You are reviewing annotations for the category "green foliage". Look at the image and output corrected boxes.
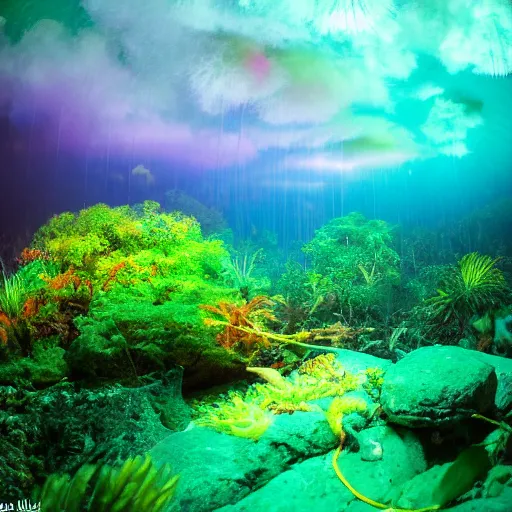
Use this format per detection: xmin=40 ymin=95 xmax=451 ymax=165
xmin=303 ymin=213 xmax=399 ymax=279
xmin=0 ymin=270 xmax=26 ymax=318
xmin=67 ymin=288 xmax=242 ymax=382
xmin=0 ymin=260 xmax=57 ymax=318
xmin=222 ymin=247 xmax=271 ymax=301
xmin=430 ymin=445 xmax=491 ymax=508
xmin=32 ymin=201 xmax=204 ymax=273
xmin=0 ymin=260 xmax=56 ymax=357
xmin=461 ymin=253 xmax=506 ymax=298
xmin=405 ymin=265 xmax=452 ymax=305
xmin=274 ymin=261 xmax=311 ymax=332
xmin=39 ymin=454 xmax=178 ymax=512
xmin=68 ymin=315 xmax=139 ymax=381
xmin=0 ymin=342 xmax=68 ymax=386
xmin=16 ymin=201 xmax=243 ymax=380
xmin=0 ymin=258 xmax=50 ymax=319
xmin=362 ymin=367 xmax=385 ymax=399
xmin=33 ymin=205 xmax=133 ymax=269
xmin=18 ymin=258 xmax=60 ymax=289
xmin=287 ymin=212 xmax=401 ymax=326
xmin=425 ymin=252 xmax=509 ymax=337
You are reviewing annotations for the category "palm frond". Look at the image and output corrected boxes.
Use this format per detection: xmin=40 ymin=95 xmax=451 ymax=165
xmin=460 ymin=252 xmax=504 ymax=291
xmin=425 ymin=252 xmax=509 ymax=337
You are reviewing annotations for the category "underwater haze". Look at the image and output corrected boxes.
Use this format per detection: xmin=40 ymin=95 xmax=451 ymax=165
xmin=1 ymin=1 xmax=512 ymax=511
xmin=0 ymin=0 xmax=511 ymax=250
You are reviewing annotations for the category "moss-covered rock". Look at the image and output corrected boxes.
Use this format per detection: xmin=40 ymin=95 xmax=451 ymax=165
xmin=66 ymin=305 xmax=246 ymax=389
xmin=381 ymin=346 xmax=497 ymax=427
xmin=0 ymin=368 xmax=190 ymax=502
xmin=4 ymin=201 xmax=244 ymax=388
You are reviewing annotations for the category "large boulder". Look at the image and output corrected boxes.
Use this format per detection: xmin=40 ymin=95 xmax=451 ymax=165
xmin=381 ymin=346 xmax=497 ymax=427
xmin=215 ymin=426 xmax=426 ymax=512
xmin=151 ymin=412 xmax=337 ymax=512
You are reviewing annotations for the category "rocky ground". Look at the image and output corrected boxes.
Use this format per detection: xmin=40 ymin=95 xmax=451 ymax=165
xmin=3 ymin=345 xmax=512 ymax=510
xmin=149 ymin=346 xmax=512 ymax=512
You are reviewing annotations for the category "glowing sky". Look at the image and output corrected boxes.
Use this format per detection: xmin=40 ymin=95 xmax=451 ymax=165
xmin=0 ymin=0 xmax=511 ymax=179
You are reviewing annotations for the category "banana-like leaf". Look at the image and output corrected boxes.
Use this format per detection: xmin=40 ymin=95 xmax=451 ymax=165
xmin=431 ymin=445 xmax=491 ymax=508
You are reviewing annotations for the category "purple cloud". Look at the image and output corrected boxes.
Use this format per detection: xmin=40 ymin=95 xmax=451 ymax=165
xmin=0 ymin=20 xmax=258 ymax=169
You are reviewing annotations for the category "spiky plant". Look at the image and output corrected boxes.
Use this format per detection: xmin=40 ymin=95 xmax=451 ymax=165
xmin=226 ymin=248 xmax=267 ymax=301
xmin=426 ymin=252 xmax=509 ymax=335
xmin=0 ymin=267 xmax=33 ymax=355
xmin=0 ymin=271 xmax=27 ymax=319
xmin=39 ymin=454 xmax=178 ymax=512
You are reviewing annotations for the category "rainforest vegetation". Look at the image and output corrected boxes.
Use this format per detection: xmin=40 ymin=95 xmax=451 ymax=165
xmin=1 ymin=197 xmax=511 ymax=506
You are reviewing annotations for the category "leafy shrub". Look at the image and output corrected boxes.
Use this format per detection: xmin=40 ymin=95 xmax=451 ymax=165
xmin=1 ymin=201 xmax=243 ymax=384
xmin=280 ymin=213 xmax=400 ymax=327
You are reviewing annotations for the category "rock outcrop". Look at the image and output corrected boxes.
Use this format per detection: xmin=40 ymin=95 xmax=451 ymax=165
xmin=381 ymin=346 xmax=498 ymax=427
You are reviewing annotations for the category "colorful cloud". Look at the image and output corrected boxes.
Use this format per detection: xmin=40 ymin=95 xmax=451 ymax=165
xmin=0 ymin=0 xmax=509 ymax=176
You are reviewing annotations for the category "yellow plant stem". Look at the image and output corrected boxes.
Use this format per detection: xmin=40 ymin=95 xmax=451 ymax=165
xmin=471 ymin=414 xmax=503 ymax=428
xmin=215 ymin=321 xmax=340 ymax=353
xmin=472 ymin=413 xmax=512 ymax=434
xmin=332 ymin=445 xmax=441 ymax=512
